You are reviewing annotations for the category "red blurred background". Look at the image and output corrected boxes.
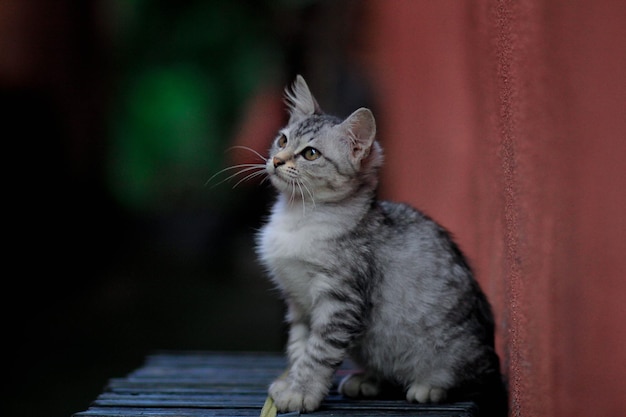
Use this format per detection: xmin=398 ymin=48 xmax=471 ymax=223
xmin=363 ymin=2 xmax=626 ymax=416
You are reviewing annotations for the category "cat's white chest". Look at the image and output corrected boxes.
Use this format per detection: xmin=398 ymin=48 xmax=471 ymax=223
xmin=259 ymin=213 xmax=317 ymax=262
xmin=257 ymin=205 xmax=337 ymax=313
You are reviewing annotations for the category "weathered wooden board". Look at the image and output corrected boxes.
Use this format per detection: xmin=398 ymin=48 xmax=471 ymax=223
xmin=73 ymin=352 xmax=478 ymax=417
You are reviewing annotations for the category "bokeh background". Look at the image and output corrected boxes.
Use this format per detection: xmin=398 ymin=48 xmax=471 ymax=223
xmin=3 ymin=1 xmax=625 ymax=417
xmin=4 ymin=2 xmax=370 ymax=417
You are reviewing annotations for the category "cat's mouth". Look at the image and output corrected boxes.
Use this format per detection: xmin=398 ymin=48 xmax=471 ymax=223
xmin=269 ymin=170 xmax=307 ymax=196
xmin=269 ymin=166 xmax=295 ymax=183
xmin=268 ymin=169 xmax=288 ymax=186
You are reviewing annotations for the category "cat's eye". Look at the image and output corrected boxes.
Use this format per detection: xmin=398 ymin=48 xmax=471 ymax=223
xmin=277 ymin=134 xmax=288 ymax=148
xmin=301 ymin=147 xmax=321 ymax=161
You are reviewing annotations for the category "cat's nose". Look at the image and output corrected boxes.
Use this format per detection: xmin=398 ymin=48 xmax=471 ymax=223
xmin=273 ymin=156 xmax=286 ymax=168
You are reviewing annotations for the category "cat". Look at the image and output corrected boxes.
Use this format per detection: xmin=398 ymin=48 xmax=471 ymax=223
xmin=255 ymin=75 xmax=507 ymax=415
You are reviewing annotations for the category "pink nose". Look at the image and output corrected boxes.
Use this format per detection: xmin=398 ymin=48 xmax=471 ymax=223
xmin=273 ymin=156 xmax=285 ymax=168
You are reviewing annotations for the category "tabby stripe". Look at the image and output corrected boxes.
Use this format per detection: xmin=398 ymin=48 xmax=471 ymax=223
xmin=299 ymin=349 xmax=341 ymax=372
xmin=322 ymin=155 xmax=353 ymax=178
xmin=294 ymin=118 xmax=322 ymax=138
xmin=306 ymin=342 xmax=345 ymax=369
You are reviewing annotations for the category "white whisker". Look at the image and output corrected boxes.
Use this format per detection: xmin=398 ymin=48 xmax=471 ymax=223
xmin=300 ymin=178 xmax=317 ymax=211
xmin=206 ymin=163 xmax=264 ymax=185
xmin=226 ymin=145 xmax=268 ymax=162
xmin=289 ymin=180 xmax=297 ymax=205
xmin=206 ymin=164 xmax=266 ymax=188
xmin=232 ymin=169 xmax=268 ymax=189
xmin=296 ymin=180 xmax=307 ymax=216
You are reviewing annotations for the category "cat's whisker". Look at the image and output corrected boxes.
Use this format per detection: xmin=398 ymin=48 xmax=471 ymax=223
xmin=231 ymin=169 xmax=268 ymax=189
xmin=206 ymin=163 xmax=264 ymax=183
xmin=289 ymin=179 xmax=297 ymax=205
xmin=214 ymin=165 xmax=265 ymax=187
xmin=226 ymin=145 xmax=268 ymax=162
xmin=300 ymin=178 xmax=317 ymax=211
xmin=296 ymin=180 xmax=306 ymax=216
xmin=206 ymin=164 xmax=266 ymax=188
xmin=293 ymin=180 xmax=300 ymax=206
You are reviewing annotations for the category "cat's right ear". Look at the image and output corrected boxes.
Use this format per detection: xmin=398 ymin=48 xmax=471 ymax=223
xmin=339 ymin=107 xmax=377 ymax=164
xmin=284 ymin=75 xmax=322 ymax=124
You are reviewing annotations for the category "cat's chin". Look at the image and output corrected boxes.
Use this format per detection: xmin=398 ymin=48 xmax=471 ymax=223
xmin=269 ymin=176 xmax=304 ymax=200
xmin=269 ymin=174 xmax=288 ymax=190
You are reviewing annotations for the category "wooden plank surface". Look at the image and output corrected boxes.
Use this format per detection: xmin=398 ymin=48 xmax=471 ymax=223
xmin=73 ymin=352 xmax=478 ymax=417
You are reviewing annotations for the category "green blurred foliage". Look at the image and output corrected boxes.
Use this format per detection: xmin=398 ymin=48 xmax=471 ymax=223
xmin=105 ymin=0 xmax=282 ymax=212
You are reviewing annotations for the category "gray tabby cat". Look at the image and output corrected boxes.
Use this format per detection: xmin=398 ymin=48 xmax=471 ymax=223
xmin=256 ymin=76 xmax=506 ymax=415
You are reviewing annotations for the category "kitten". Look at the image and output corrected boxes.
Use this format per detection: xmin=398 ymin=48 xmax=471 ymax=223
xmin=256 ymin=76 xmax=507 ymax=415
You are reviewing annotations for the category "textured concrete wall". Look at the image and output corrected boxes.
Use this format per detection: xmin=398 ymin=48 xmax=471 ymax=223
xmin=364 ymin=1 xmax=626 ymax=416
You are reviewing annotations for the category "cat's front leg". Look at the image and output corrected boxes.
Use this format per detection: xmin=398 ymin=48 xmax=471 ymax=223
xmin=270 ymin=294 xmax=362 ymax=412
xmin=269 ymin=358 xmax=334 ymax=413
xmin=285 ymin=302 xmax=309 ymax=367
xmin=269 ymin=341 xmax=339 ymax=413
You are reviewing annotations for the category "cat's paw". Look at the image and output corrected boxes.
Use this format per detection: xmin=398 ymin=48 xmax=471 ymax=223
xmin=338 ymin=372 xmax=380 ymax=398
xmin=406 ymin=383 xmax=447 ymax=403
xmin=269 ymin=377 xmax=324 ymax=413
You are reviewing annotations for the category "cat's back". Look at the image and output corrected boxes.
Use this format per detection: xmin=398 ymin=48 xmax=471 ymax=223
xmin=371 ymin=201 xmax=466 ymax=268
xmin=372 ymin=200 xmax=483 ymax=309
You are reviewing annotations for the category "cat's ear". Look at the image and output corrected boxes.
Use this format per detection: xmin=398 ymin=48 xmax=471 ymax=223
xmin=285 ymin=75 xmax=322 ymax=123
xmin=339 ymin=107 xmax=377 ymax=163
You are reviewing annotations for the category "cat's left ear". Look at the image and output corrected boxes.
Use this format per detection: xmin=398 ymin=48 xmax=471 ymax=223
xmin=285 ymin=75 xmax=322 ymax=123
xmin=339 ymin=108 xmax=377 ymax=163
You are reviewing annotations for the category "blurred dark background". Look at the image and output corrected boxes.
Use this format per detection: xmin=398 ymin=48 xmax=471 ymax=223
xmin=2 ymin=1 xmax=370 ymax=416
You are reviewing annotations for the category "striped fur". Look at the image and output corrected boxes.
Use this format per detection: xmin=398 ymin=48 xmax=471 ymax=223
xmin=256 ymin=76 xmax=506 ymax=415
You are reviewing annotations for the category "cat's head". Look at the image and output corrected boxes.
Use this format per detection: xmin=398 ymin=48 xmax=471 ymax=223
xmin=266 ymin=75 xmax=383 ymax=204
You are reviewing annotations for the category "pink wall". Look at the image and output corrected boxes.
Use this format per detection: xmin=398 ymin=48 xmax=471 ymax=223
xmin=363 ymin=1 xmax=626 ymax=416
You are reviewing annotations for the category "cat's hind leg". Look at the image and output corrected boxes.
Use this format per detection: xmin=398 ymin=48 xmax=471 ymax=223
xmin=406 ymin=382 xmax=447 ymax=403
xmin=338 ymin=372 xmax=381 ymax=398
